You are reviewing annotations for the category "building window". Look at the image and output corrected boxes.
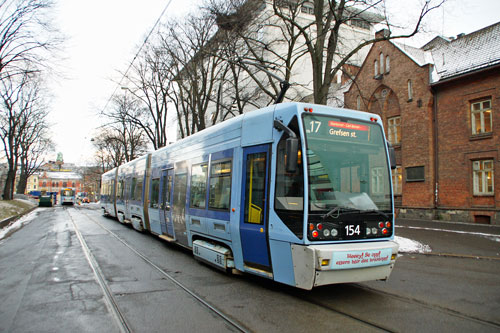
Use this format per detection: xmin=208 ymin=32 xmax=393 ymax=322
xmin=356 ymin=95 xmax=361 ymax=110
xmin=350 ymin=18 xmax=370 ymax=30
xmin=388 ymin=116 xmax=401 ymax=145
xmin=385 ymin=56 xmax=390 ymax=73
xmin=371 ymin=167 xmax=384 ymax=194
xmin=473 ymin=160 xmax=494 ymax=195
xmin=407 ymin=80 xmax=413 ymax=101
xmin=379 ymin=53 xmax=384 ymax=74
xmin=374 ymin=60 xmax=379 ymax=76
xmin=406 ymin=166 xmax=425 ymax=182
xmin=336 ymin=71 xmax=342 ymax=84
xmin=301 ymin=2 xmax=314 ymax=15
xmin=392 ymin=166 xmax=402 ymax=195
xmin=471 ymin=99 xmax=492 ymax=135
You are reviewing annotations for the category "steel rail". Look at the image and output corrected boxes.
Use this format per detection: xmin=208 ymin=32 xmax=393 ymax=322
xmin=74 ymin=207 xmax=249 ymax=333
xmin=66 ymin=208 xmax=132 ymax=333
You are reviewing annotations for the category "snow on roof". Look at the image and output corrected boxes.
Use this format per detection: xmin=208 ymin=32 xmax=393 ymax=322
xmin=391 ymin=21 xmax=500 ymax=84
xmin=42 ymin=171 xmax=82 ymax=180
xmin=430 ymin=21 xmax=500 ymax=82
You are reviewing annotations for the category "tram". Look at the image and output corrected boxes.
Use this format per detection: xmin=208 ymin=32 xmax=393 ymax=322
xmin=101 ymin=102 xmax=399 ymax=290
xmin=60 ymin=188 xmax=76 ymax=205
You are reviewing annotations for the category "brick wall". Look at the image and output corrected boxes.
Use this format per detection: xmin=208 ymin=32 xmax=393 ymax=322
xmin=434 ymin=69 xmax=500 ymax=223
xmin=345 ymin=40 xmax=435 ymax=209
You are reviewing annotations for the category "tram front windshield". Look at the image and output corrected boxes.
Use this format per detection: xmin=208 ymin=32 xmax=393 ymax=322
xmin=303 ymin=114 xmax=392 ymax=213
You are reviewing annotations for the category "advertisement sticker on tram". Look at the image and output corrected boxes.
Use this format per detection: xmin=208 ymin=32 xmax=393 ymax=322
xmin=331 ymin=248 xmax=392 ymax=270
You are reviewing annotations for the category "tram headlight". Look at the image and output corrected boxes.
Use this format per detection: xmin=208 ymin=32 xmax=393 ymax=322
xmin=323 ymin=229 xmax=330 ymax=237
xmin=331 ymin=229 xmax=338 ymax=237
xmin=371 ymin=227 xmax=378 ymax=235
xmin=366 ymin=228 xmax=371 ymax=235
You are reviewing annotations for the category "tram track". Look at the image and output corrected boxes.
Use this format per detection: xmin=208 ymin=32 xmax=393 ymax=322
xmin=294 ymin=281 xmax=500 ymax=333
xmin=69 ymin=206 xmax=249 ymax=333
xmin=353 ymin=283 xmax=500 ymax=329
xmin=70 ymin=206 xmax=500 ymax=332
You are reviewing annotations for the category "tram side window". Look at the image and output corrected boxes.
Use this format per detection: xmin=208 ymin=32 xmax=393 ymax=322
xmin=134 ymin=179 xmax=143 ymax=202
xmin=130 ymin=178 xmax=137 ymax=200
xmin=117 ymin=180 xmax=123 ymax=199
xmin=209 ymin=160 xmax=232 ymax=210
xmin=190 ymin=163 xmax=208 ymax=209
xmin=274 ymin=116 xmax=304 ymax=239
xmin=150 ymin=178 xmax=160 ymax=208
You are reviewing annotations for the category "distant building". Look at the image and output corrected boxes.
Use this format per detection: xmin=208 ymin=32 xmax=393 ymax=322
xmin=344 ymin=22 xmax=500 ymax=224
xmin=34 ymin=171 xmax=83 ymax=195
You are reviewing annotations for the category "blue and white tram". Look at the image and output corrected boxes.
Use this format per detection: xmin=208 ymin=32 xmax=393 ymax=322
xmin=101 ymin=102 xmax=399 ymax=289
xmin=60 ymin=188 xmax=76 ymax=205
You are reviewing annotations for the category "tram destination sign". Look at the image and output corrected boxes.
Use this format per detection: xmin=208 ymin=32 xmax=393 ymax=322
xmin=327 ymin=121 xmax=370 ymax=141
xmin=305 ymin=117 xmax=371 ymax=143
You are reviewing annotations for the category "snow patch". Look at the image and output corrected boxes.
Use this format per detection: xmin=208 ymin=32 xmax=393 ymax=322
xmin=395 ymin=236 xmax=432 ymax=254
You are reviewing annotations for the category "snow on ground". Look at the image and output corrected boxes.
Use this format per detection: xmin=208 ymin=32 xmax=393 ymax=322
xmin=395 ymin=236 xmax=432 ymax=254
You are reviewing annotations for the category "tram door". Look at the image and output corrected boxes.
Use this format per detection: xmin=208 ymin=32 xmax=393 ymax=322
xmin=159 ymin=169 xmax=175 ymax=238
xmin=172 ymin=163 xmax=188 ymax=247
xmin=240 ymin=144 xmax=271 ymax=270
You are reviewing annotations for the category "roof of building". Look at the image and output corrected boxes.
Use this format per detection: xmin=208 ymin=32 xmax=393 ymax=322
xmin=41 ymin=171 xmax=82 ymax=180
xmin=392 ymin=21 xmax=500 ymax=84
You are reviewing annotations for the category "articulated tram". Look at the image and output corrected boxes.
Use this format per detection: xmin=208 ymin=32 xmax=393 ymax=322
xmin=101 ymin=102 xmax=399 ymax=290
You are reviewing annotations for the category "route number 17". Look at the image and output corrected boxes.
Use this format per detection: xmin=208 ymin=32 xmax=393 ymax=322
xmin=309 ymin=121 xmax=321 ymax=133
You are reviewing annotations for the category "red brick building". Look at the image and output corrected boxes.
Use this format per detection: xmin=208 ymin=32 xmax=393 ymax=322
xmin=344 ymin=23 xmax=500 ymax=224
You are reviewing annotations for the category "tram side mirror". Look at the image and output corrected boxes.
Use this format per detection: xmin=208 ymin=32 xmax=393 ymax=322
xmin=286 ymin=137 xmax=299 ymax=173
xmin=388 ymin=143 xmax=396 ymax=170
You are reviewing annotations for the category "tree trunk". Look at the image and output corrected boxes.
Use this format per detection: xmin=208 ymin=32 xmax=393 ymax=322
xmin=3 ymin=169 xmax=15 ymax=200
xmin=17 ymin=171 xmax=28 ymax=194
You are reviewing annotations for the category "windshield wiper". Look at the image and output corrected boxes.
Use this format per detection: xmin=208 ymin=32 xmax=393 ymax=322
xmin=322 ymin=207 xmax=390 ymax=220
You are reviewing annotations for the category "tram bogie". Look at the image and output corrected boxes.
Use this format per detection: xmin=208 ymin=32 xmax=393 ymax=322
xmin=101 ymin=102 xmax=399 ymax=290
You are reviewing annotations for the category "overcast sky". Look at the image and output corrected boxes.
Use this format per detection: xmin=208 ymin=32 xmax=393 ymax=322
xmin=49 ymin=0 xmax=500 ymax=165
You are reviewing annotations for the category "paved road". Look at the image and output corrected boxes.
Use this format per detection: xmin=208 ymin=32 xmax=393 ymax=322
xmin=0 ymin=206 xmax=499 ymax=332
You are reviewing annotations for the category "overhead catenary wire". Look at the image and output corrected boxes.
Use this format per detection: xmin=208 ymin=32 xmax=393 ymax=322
xmin=100 ymin=0 xmax=173 ymax=114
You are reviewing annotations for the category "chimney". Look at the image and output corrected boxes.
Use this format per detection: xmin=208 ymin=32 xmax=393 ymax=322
xmin=375 ymin=29 xmax=391 ymax=39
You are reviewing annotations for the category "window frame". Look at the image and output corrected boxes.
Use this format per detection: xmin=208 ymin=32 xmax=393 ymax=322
xmin=473 ymin=159 xmax=494 ymax=195
xmin=208 ymin=159 xmax=233 ymax=211
xmin=407 ymin=80 xmax=413 ymax=101
xmin=470 ymin=99 xmax=492 ymax=135
xmin=406 ymin=166 xmax=425 ymax=182
xmin=388 ymin=116 xmax=401 ymax=145
xmin=392 ymin=166 xmax=402 ymax=195
xmin=189 ymin=162 xmax=208 ymax=209
xmin=150 ymin=178 xmax=160 ymax=208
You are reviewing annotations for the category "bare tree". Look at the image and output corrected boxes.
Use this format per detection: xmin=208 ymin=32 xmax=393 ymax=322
xmin=116 ymin=42 xmax=173 ymax=149
xmin=16 ymin=81 xmax=53 ymax=194
xmin=99 ymin=92 xmax=149 ymax=165
xmin=207 ymin=0 xmax=445 ymax=105
xmin=0 ymin=71 xmax=51 ymax=199
xmin=0 ymin=0 xmax=62 ymax=81
xmin=158 ymin=12 xmax=227 ymax=138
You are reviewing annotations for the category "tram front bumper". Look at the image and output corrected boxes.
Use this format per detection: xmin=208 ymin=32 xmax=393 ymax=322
xmin=290 ymin=241 xmax=399 ymax=290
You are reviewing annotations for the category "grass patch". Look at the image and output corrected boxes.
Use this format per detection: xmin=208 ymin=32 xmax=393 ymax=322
xmin=0 ymin=200 xmax=36 ymax=221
